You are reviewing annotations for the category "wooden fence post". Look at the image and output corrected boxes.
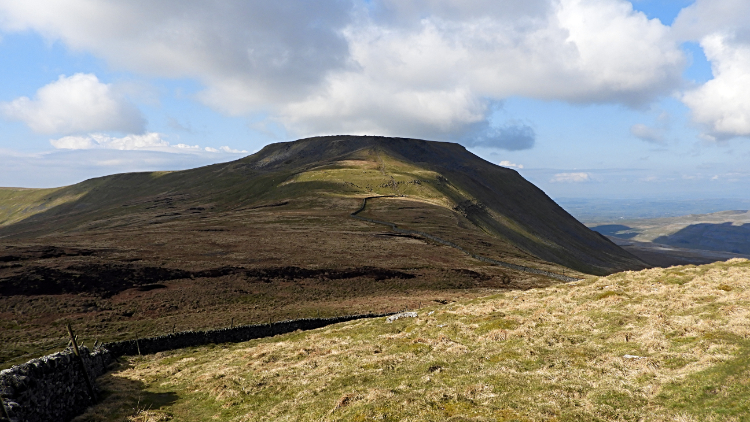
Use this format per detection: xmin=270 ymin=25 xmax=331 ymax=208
xmin=1 ymin=396 xmax=12 ymax=421
xmin=66 ymin=324 xmax=96 ymax=401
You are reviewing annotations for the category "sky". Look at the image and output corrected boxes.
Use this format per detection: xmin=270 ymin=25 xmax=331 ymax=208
xmin=0 ymin=0 xmax=749 ymax=201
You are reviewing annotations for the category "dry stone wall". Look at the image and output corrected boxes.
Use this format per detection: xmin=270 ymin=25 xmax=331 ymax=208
xmin=0 ymin=313 xmax=388 ymax=422
xmin=101 ymin=314 xmax=387 ymax=356
xmin=0 ymin=347 xmax=113 ymax=422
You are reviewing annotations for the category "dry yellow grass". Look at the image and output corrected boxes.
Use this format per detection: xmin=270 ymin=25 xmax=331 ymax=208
xmin=76 ymin=258 xmax=750 ymax=421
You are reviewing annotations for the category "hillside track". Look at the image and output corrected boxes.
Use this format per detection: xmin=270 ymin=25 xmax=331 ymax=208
xmin=351 ymin=196 xmax=580 ymax=282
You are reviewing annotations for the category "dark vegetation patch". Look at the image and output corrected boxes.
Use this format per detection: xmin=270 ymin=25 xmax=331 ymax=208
xmin=0 ymin=264 xmax=191 ymax=297
xmin=0 ymin=245 xmax=96 ymax=262
xmin=135 ymin=284 xmax=168 ymax=292
xmin=243 ymin=266 xmax=415 ymax=282
xmin=0 ymin=264 xmax=415 ymax=297
xmin=248 ymin=201 xmax=289 ymax=210
xmin=373 ymin=232 xmax=423 ymax=240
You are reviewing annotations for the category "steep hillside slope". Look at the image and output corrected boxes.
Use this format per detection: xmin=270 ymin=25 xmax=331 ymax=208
xmin=0 ymin=135 xmax=643 ymax=274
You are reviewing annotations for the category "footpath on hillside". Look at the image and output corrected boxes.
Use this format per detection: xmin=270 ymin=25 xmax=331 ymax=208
xmin=350 ymin=196 xmax=580 ymax=283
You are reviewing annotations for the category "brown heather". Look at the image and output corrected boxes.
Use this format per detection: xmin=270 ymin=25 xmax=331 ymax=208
xmin=76 ymin=258 xmax=750 ymax=421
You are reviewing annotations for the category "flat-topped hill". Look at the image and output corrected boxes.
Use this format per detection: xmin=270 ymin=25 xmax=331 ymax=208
xmin=0 ymin=135 xmax=644 ymax=275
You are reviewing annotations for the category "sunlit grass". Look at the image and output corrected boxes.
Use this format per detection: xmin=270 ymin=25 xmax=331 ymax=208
xmin=77 ymin=258 xmax=750 ymax=421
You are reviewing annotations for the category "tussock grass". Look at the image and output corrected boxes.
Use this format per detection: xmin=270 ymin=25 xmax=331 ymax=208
xmin=76 ymin=258 xmax=750 ymax=421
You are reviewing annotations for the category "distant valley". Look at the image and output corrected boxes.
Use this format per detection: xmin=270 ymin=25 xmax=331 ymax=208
xmin=588 ymin=210 xmax=750 ymax=266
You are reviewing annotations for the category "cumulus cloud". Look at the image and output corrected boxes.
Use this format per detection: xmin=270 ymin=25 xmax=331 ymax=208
xmin=550 ymin=172 xmax=591 ymax=183
xmin=672 ymin=0 xmax=750 ymax=140
xmin=0 ymin=0 xmax=686 ymax=142
xmin=50 ymin=132 xmax=246 ymax=154
xmin=1 ymin=73 xmax=144 ymax=135
xmin=681 ymin=34 xmax=750 ymax=140
xmin=0 ymin=1 xmax=352 ymax=114
xmin=282 ymin=0 xmax=684 ymax=139
xmin=672 ymin=0 xmax=750 ymax=42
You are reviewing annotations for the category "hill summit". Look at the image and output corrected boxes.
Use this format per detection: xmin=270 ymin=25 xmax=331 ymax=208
xmin=1 ymin=135 xmax=643 ymax=275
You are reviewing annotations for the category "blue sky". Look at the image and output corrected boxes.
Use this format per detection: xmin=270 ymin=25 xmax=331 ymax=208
xmin=0 ymin=0 xmax=749 ymax=201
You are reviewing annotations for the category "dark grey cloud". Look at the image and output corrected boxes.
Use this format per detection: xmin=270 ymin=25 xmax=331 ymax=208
xmin=462 ymin=122 xmax=536 ymax=151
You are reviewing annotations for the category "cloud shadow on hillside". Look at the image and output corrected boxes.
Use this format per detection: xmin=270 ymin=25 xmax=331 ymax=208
xmin=654 ymin=222 xmax=750 ymax=255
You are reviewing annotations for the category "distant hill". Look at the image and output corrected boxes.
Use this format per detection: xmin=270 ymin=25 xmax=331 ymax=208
xmin=0 ymin=136 xmax=643 ymax=275
xmin=590 ymin=210 xmax=750 ymax=255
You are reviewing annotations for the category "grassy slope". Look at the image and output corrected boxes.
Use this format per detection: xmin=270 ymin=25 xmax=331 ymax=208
xmin=0 ymin=136 xmax=644 ymax=274
xmin=2 ymin=188 xmax=584 ymax=370
xmin=78 ymin=258 xmax=750 ymax=422
xmin=0 ymin=186 xmax=84 ymax=226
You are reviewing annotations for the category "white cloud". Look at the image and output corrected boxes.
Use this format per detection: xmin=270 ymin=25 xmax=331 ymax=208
xmin=49 ymin=132 xmax=247 ymax=155
xmin=672 ymin=0 xmax=750 ymax=42
xmin=681 ymin=34 xmax=750 ymax=140
xmin=282 ymin=0 xmax=684 ymax=139
xmin=550 ymin=172 xmax=591 ymax=183
xmin=0 ymin=1 xmax=351 ymax=114
xmin=218 ymin=146 xmax=247 ymax=153
xmin=499 ymin=160 xmax=523 ymax=169
xmin=0 ymin=0 xmax=685 ymax=142
xmin=51 ymin=133 xmax=167 ymax=151
xmin=671 ymin=0 xmax=750 ymax=141
xmin=174 ymin=143 xmax=201 ymax=150
xmin=1 ymin=73 xmax=144 ymax=135
xmin=204 ymin=146 xmax=247 ymax=153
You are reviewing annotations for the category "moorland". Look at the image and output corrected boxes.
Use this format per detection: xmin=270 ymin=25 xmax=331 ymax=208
xmin=4 ymin=136 xmax=749 ymax=421
xmin=1 ymin=136 xmax=643 ymax=369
